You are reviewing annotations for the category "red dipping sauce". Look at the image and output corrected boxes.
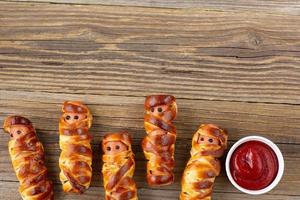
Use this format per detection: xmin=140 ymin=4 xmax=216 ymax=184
xmin=230 ymin=141 xmax=279 ymax=190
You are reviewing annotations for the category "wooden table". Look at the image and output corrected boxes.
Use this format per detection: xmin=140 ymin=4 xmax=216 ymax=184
xmin=0 ymin=0 xmax=300 ymax=199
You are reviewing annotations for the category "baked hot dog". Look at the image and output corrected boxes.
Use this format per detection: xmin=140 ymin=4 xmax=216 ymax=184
xmin=142 ymin=95 xmax=177 ymax=186
xmin=3 ymin=116 xmax=53 ymax=200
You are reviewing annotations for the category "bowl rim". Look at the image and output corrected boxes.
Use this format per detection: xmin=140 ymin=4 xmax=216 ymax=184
xmin=225 ymin=135 xmax=285 ymax=195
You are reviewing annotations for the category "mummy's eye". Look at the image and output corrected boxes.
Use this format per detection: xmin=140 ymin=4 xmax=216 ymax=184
xmin=151 ymin=108 xmax=154 ymax=112
xmin=208 ymin=138 xmax=213 ymax=143
xmin=200 ymin=137 xmax=204 ymax=141
xmin=10 ymin=134 xmax=13 ymax=137
xmin=66 ymin=115 xmax=71 ymax=120
xmin=74 ymin=115 xmax=79 ymax=120
xmin=106 ymin=146 xmax=111 ymax=151
xmin=116 ymin=145 xmax=120 ymax=150
xmin=157 ymin=107 xmax=162 ymax=112
xmin=17 ymin=130 xmax=21 ymax=134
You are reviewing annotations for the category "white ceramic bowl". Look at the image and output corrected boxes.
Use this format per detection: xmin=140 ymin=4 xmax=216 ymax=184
xmin=225 ymin=136 xmax=284 ymax=195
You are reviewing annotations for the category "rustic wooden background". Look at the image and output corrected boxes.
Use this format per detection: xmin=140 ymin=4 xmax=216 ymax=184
xmin=0 ymin=0 xmax=300 ymax=199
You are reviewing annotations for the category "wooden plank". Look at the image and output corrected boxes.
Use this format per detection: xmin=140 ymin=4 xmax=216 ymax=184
xmin=0 ymin=90 xmax=300 ymax=143
xmin=0 ymin=181 xmax=299 ymax=200
xmin=0 ymin=2 xmax=300 ymax=104
xmin=2 ymin=0 xmax=300 ymax=15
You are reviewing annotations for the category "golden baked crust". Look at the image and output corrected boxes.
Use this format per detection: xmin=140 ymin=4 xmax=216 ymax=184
xmin=180 ymin=124 xmax=228 ymax=200
xmin=102 ymin=132 xmax=138 ymax=200
xmin=142 ymin=95 xmax=177 ymax=186
xmin=3 ymin=116 xmax=53 ymax=200
xmin=59 ymin=101 xmax=93 ymax=194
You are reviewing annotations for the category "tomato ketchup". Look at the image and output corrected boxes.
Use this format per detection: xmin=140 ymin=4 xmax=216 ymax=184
xmin=230 ymin=141 xmax=279 ymax=190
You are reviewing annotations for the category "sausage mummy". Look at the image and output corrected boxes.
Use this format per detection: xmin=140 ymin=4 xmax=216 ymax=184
xmin=142 ymin=95 xmax=177 ymax=186
xmin=180 ymin=124 xmax=228 ymax=200
xmin=102 ymin=132 xmax=138 ymax=200
xmin=59 ymin=101 xmax=93 ymax=194
xmin=3 ymin=116 xmax=54 ymax=200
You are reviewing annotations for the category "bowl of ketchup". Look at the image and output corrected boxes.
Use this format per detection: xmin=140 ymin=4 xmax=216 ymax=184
xmin=226 ymin=136 xmax=284 ymax=195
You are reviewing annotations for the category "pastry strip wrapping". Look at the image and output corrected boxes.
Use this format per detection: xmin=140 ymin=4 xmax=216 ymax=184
xmin=142 ymin=95 xmax=177 ymax=186
xmin=3 ymin=116 xmax=54 ymax=200
xmin=102 ymin=132 xmax=138 ymax=200
xmin=180 ymin=124 xmax=228 ymax=200
xmin=58 ymin=101 xmax=93 ymax=194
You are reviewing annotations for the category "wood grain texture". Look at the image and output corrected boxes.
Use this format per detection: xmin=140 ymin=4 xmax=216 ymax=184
xmin=3 ymin=0 xmax=300 ymax=15
xmin=0 ymin=2 xmax=300 ymax=104
xmin=0 ymin=1 xmax=300 ymax=199
xmin=1 ymin=182 xmax=300 ymax=200
xmin=1 ymin=90 xmax=300 ymax=143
